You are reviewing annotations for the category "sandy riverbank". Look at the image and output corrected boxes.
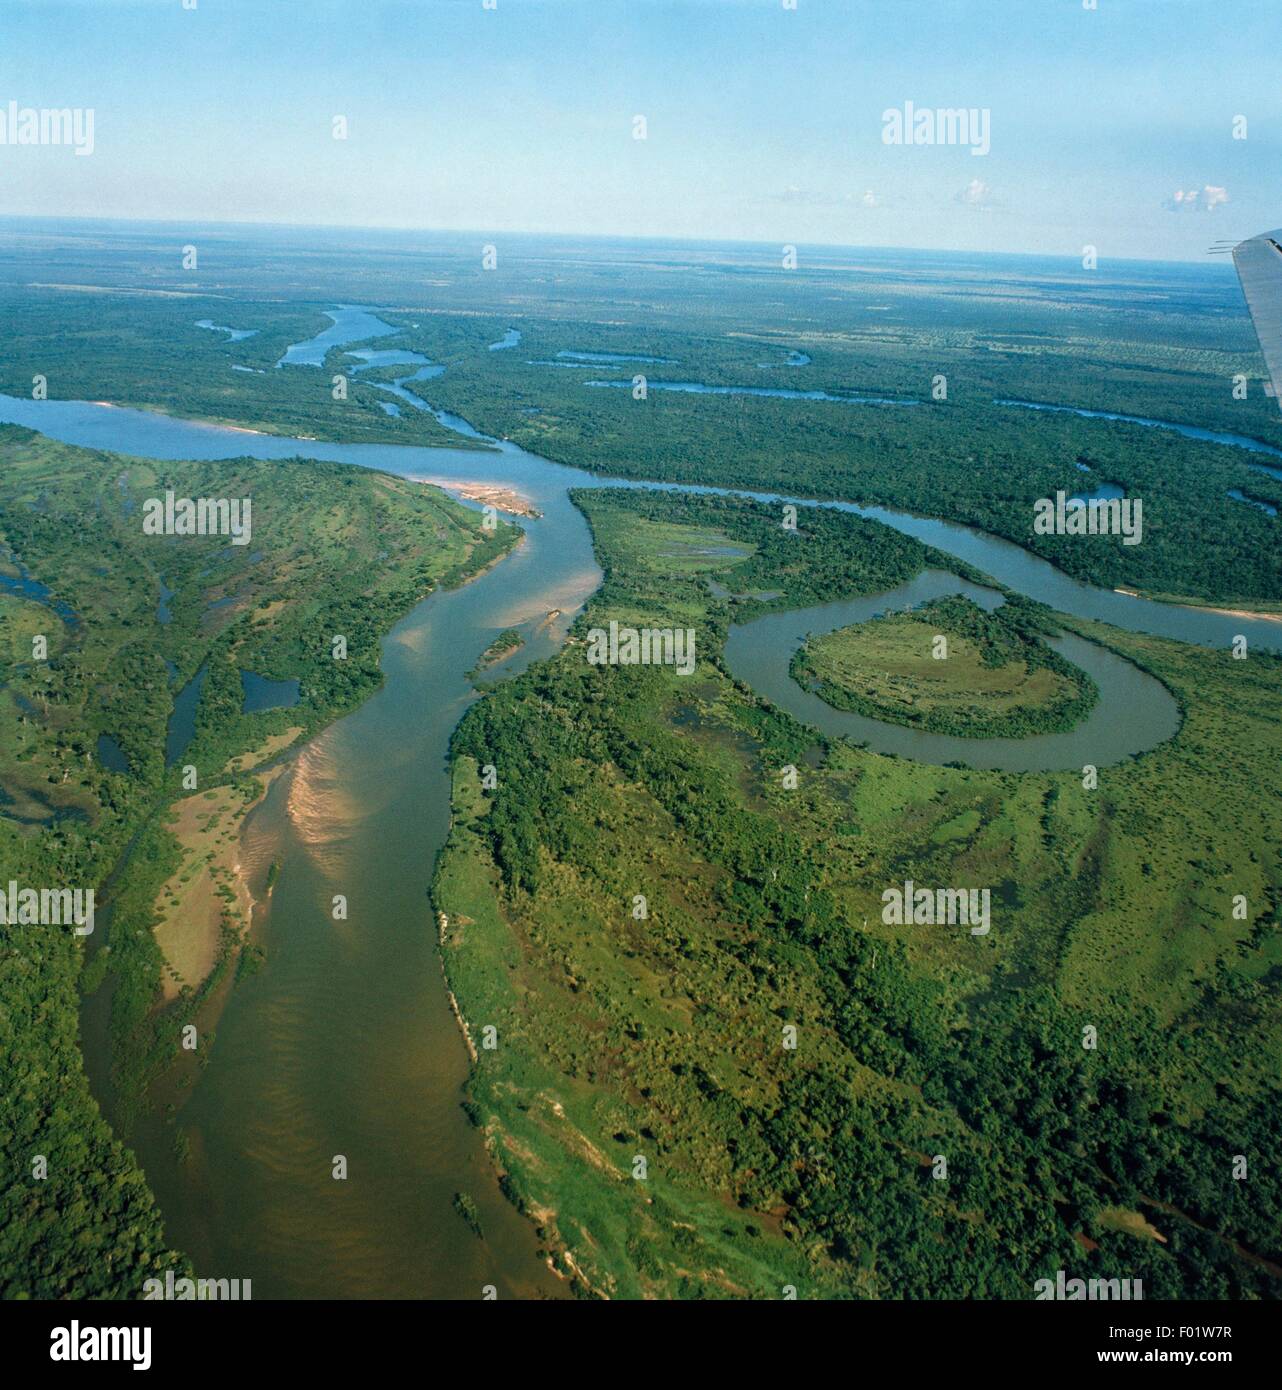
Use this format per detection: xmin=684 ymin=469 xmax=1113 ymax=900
xmin=412 ymin=477 xmax=542 ymax=518
xmin=1115 ymin=586 xmax=1282 ymax=624
xmin=152 ymin=762 xmax=290 ymax=1001
xmin=1189 ymin=604 xmax=1282 ymax=625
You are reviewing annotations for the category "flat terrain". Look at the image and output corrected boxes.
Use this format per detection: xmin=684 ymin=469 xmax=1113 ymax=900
xmin=794 ymin=596 xmax=1097 ymax=738
xmin=4 ymin=228 xmax=1281 ymax=605
xmin=436 ymin=487 xmax=1282 ymax=1299
xmin=0 ymin=424 xmax=518 ymax=1297
xmin=2 ymin=228 xmax=1279 ymax=1301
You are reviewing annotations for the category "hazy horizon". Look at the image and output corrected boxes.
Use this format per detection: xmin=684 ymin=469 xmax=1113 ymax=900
xmin=4 ymin=0 xmax=1279 ymax=265
xmin=0 ymin=212 xmax=1251 ymax=272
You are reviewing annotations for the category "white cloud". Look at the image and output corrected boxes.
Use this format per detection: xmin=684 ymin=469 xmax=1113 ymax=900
xmin=770 ymin=187 xmax=884 ymax=209
xmin=956 ymin=178 xmax=992 ymax=208
xmin=772 ymin=185 xmax=837 ymax=206
xmin=1163 ymin=184 xmax=1230 ymax=213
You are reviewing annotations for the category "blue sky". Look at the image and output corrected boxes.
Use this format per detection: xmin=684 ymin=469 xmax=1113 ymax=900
xmin=2 ymin=0 xmax=1279 ymax=261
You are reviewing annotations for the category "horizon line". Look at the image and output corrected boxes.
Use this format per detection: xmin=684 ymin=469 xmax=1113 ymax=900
xmin=0 ymin=212 xmax=1238 ymax=271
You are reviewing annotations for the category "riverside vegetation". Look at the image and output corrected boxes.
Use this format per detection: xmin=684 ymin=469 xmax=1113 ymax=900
xmin=434 ymin=487 xmax=1282 ymax=1299
xmin=791 ymin=594 xmax=1100 ymax=739
xmin=2 ymin=234 xmax=1279 ymax=1300
xmin=468 ymin=628 xmax=525 ymax=681
xmin=4 ymin=237 xmax=1281 ymax=607
xmin=0 ymin=425 xmax=516 ymax=1296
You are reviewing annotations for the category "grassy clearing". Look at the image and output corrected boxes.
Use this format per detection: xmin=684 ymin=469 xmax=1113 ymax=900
xmin=794 ymin=595 xmax=1096 ymax=737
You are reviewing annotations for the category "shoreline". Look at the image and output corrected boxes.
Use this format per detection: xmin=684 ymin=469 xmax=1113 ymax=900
xmin=412 ymin=476 xmax=543 ymax=518
xmin=88 ymin=493 xmax=522 ymax=1070
xmin=183 ymin=511 xmax=520 ymax=1000
xmin=1185 ymin=603 xmax=1282 ymax=625
xmin=152 ymin=761 xmax=291 ymax=1001
xmin=1114 ymin=585 xmax=1282 ymax=623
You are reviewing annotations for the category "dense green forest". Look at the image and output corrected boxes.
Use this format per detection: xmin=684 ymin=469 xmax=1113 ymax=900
xmin=0 ymin=426 xmax=515 ymax=1296
xmin=3 ymin=239 xmax=1279 ymax=1300
xmin=0 ymin=287 xmax=490 ymax=449
xmin=409 ymin=325 xmax=1282 ymax=607
xmin=4 ymin=240 xmax=1281 ymax=607
xmin=435 ymin=487 xmax=1282 ymax=1298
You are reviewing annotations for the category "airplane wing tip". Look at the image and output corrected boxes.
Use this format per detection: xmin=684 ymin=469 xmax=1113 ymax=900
xmin=1231 ymin=229 xmax=1282 ymax=414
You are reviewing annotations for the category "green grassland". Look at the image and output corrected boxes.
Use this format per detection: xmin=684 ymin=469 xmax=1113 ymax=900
xmin=435 ymin=486 xmax=1282 ymax=1299
xmin=791 ymin=594 xmax=1099 ymax=738
xmin=0 ymin=425 xmax=517 ymax=1296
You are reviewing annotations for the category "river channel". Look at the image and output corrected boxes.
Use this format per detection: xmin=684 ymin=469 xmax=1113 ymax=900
xmin=2 ymin=306 xmax=1278 ymax=1296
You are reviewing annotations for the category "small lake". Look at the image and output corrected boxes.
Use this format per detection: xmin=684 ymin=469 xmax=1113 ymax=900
xmin=1069 ymin=481 xmax=1125 ymax=505
xmin=165 ymin=664 xmax=207 ymax=766
xmin=346 ymin=348 xmax=437 ymax=374
xmin=96 ymin=733 xmax=129 ymax=774
xmin=196 ymin=320 xmax=258 ymax=342
xmin=277 ymin=306 xmax=400 ymax=368
xmin=241 ymin=671 xmax=300 ymax=713
xmin=0 ymin=550 xmax=81 ymax=627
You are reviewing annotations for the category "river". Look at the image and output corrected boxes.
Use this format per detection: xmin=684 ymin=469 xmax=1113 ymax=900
xmin=2 ymin=306 xmax=1279 ymax=1297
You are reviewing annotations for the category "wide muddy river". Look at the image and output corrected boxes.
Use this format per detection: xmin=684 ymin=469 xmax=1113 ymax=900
xmin=3 ymin=308 xmax=1279 ymax=1297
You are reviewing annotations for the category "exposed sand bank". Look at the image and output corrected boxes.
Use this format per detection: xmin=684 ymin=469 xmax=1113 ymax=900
xmin=1189 ymin=604 xmax=1282 ymax=625
xmin=412 ymin=477 xmax=542 ymax=518
xmin=152 ymin=765 xmax=288 ymax=1001
xmin=225 ymin=726 xmax=304 ymax=775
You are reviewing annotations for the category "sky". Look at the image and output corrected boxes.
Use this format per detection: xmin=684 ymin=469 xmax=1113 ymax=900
xmin=2 ymin=0 xmax=1279 ymax=262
